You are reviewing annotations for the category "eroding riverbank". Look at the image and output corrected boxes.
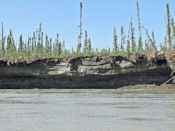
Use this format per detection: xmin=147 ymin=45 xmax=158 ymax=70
xmin=0 ymin=52 xmax=174 ymax=89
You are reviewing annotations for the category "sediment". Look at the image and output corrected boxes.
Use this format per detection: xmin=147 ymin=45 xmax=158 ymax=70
xmin=0 ymin=52 xmax=174 ymax=89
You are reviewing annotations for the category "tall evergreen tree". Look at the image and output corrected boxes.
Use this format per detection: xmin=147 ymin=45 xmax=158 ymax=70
xmin=58 ymin=42 xmax=62 ymax=55
xmin=12 ymin=41 xmax=17 ymax=58
xmin=1 ymin=22 xmax=5 ymax=57
xmin=88 ymin=38 xmax=92 ymax=54
xmin=77 ymin=40 xmax=81 ymax=54
xmin=151 ymin=32 xmax=156 ymax=52
xmin=6 ymin=30 xmax=16 ymax=58
xmin=113 ymin=27 xmax=118 ymax=53
xmin=163 ymin=36 xmax=168 ymax=51
xmin=38 ymin=23 xmax=42 ymax=55
xmin=77 ymin=2 xmax=83 ymax=54
xmin=127 ymin=25 xmax=131 ymax=56
xmin=171 ymin=18 xmax=175 ymax=48
xmin=19 ymin=35 xmax=23 ymax=55
xmin=27 ymin=35 xmax=31 ymax=56
xmin=130 ymin=18 xmax=136 ymax=54
xmin=41 ymin=32 xmax=44 ymax=56
xmin=49 ymin=38 xmax=52 ymax=56
xmin=120 ymin=26 xmax=124 ymax=52
xmin=62 ymin=39 xmax=65 ymax=54
xmin=166 ymin=3 xmax=172 ymax=50
xmin=45 ymin=34 xmax=49 ymax=56
xmin=171 ymin=18 xmax=175 ymax=36
xmin=6 ymin=30 xmax=13 ymax=57
xmin=145 ymin=40 xmax=149 ymax=51
xmin=137 ymin=1 xmax=143 ymax=53
xmin=55 ymin=33 xmax=59 ymax=56
xmin=83 ymin=30 xmax=88 ymax=55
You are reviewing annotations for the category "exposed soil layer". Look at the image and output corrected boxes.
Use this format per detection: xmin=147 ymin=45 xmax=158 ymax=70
xmin=0 ymin=52 xmax=174 ymax=89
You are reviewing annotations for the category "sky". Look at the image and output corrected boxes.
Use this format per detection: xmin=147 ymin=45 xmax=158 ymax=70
xmin=0 ymin=0 xmax=175 ymax=49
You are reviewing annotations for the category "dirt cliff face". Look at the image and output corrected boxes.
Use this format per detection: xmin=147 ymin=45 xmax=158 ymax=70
xmin=0 ymin=53 xmax=173 ymax=89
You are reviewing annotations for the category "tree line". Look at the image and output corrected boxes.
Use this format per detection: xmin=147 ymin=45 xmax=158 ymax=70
xmin=0 ymin=1 xmax=174 ymax=59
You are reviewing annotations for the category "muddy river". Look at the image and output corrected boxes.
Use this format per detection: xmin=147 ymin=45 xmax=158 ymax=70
xmin=0 ymin=88 xmax=175 ymax=131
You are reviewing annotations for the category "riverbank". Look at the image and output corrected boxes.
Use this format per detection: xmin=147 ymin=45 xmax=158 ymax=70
xmin=0 ymin=84 xmax=175 ymax=93
xmin=0 ymin=52 xmax=174 ymax=89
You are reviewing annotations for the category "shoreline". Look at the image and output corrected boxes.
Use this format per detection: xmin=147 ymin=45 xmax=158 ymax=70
xmin=0 ymin=84 xmax=174 ymax=94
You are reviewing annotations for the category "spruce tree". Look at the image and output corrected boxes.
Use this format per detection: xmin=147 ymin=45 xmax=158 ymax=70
xmin=166 ymin=3 xmax=172 ymax=50
xmin=88 ymin=38 xmax=92 ymax=55
xmin=55 ymin=33 xmax=59 ymax=56
xmin=6 ymin=30 xmax=13 ymax=57
xmin=137 ymin=1 xmax=143 ymax=53
xmin=41 ymin=32 xmax=44 ymax=56
xmin=1 ymin=22 xmax=5 ymax=57
xmin=6 ymin=30 xmax=16 ymax=58
xmin=171 ymin=18 xmax=175 ymax=48
xmin=113 ymin=27 xmax=118 ymax=54
xmin=120 ymin=26 xmax=124 ymax=52
xmin=37 ymin=23 xmax=42 ymax=56
xmin=145 ymin=40 xmax=149 ymax=51
xmin=45 ymin=34 xmax=49 ymax=56
xmin=77 ymin=40 xmax=81 ymax=54
xmin=49 ymin=38 xmax=52 ymax=57
xmin=27 ymin=36 xmax=31 ymax=57
xmin=83 ymin=30 xmax=88 ymax=55
xmin=151 ymin=32 xmax=156 ymax=52
xmin=19 ymin=35 xmax=23 ymax=55
xmin=12 ymin=41 xmax=17 ymax=58
xmin=130 ymin=18 xmax=136 ymax=54
xmin=171 ymin=18 xmax=175 ymax=36
xmin=126 ymin=25 xmax=131 ymax=57
xmin=58 ymin=42 xmax=62 ymax=56
xmin=164 ymin=36 xmax=168 ymax=51
xmin=31 ymin=36 xmax=34 ymax=53
xmin=62 ymin=39 xmax=65 ymax=54
xmin=33 ymin=32 xmax=36 ymax=47
xmin=77 ymin=2 xmax=83 ymax=54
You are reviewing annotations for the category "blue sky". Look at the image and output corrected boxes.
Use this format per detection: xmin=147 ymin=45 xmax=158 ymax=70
xmin=0 ymin=0 xmax=175 ymax=49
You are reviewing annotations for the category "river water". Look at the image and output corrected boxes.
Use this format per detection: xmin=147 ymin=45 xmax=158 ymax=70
xmin=0 ymin=89 xmax=175 ymax=131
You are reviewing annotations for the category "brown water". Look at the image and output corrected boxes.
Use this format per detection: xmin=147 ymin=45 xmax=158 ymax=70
xmin=0 ymin=89 xmax=175 ymax=131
